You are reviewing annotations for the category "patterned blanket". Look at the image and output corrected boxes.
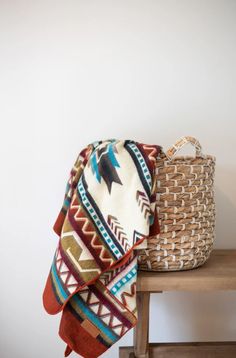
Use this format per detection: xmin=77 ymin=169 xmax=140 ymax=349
xmin=42 ymin=139 xmax=161 ymax=357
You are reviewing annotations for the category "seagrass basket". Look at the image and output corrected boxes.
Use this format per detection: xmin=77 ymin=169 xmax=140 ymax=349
xmin=138 ymin=136 xmax=216 ymax=271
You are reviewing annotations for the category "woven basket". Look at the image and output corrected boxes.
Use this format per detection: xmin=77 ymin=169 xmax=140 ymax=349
xmin=138 ymin=136 xmax=216 ymax=271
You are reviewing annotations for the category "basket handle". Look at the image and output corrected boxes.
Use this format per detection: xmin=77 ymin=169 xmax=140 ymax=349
xmin=166 ymin=136 xmax=204 ymax=161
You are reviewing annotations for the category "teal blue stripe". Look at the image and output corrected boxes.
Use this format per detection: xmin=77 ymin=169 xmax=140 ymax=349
xmin=111 ymin=264 xmax=137 ymax=294
xmin=107 ymin=143 xmax=120 ymax=167
xmin=128 ymin=143 xmax=152 ymax=189
xmin=91 ymin=153 xmax=101 ymax=182
xmin=51 ymin=262 xmax=68 ymax=301
xmin=64 ymin=198 xmax=71 ymax=207
xmin=71 ymin=294 xmax=118 ymax=342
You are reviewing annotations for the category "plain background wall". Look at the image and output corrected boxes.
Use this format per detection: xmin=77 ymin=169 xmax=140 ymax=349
xmin=1 ymin=0 xmax=236 ymax=357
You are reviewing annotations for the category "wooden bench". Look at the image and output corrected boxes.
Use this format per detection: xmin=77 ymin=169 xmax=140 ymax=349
xmin=119 ymin=249 xmax=236 ymax=358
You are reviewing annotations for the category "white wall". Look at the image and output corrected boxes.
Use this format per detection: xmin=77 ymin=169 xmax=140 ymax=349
xmin=1 ymin=0 xmax=236 ymax=357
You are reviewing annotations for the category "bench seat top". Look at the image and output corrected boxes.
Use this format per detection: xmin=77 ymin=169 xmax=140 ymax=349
xmin=137 ymin=250 xmax=236 ymax=292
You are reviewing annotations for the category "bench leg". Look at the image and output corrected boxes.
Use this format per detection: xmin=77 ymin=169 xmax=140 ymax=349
xmin=134 ymin=292 xmax=150 ymax=358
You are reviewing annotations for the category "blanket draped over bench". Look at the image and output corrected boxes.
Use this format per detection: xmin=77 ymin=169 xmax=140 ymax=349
xmin=42 ymin=139 xmax=161 ymax=357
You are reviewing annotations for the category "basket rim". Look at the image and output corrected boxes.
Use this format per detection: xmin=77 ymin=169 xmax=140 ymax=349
xmin=158 ymin=154 xmax=216 ymax=162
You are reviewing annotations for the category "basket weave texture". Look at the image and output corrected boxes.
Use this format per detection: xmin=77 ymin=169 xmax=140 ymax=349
xmin=138 ymin=136 xmax=216 ymax=271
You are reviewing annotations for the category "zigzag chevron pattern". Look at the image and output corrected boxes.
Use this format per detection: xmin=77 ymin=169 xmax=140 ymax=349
xmin=78 ymin=288 xmax=129 ymax=337
xmin=99 ymin=253 xmax=135 ymax=286
xmin=120 ymin=281 xmax=136 ymax=311
xmin=70 ymin=194 xmax=114 ymax=265
xmin=55 ymin=248 xmax=80 ymax=294
xmin=142 ymin=144 xmax=159 ymax=165
xmin=136 ymin=190 xmax=150 ymax=220
xmin=99 ymin=267 xmax=122 ymax=286
xmin=132 ymin=230 xmax=147 ymax=246
xmin=107 ymin=215 xmax=130 ymax=251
